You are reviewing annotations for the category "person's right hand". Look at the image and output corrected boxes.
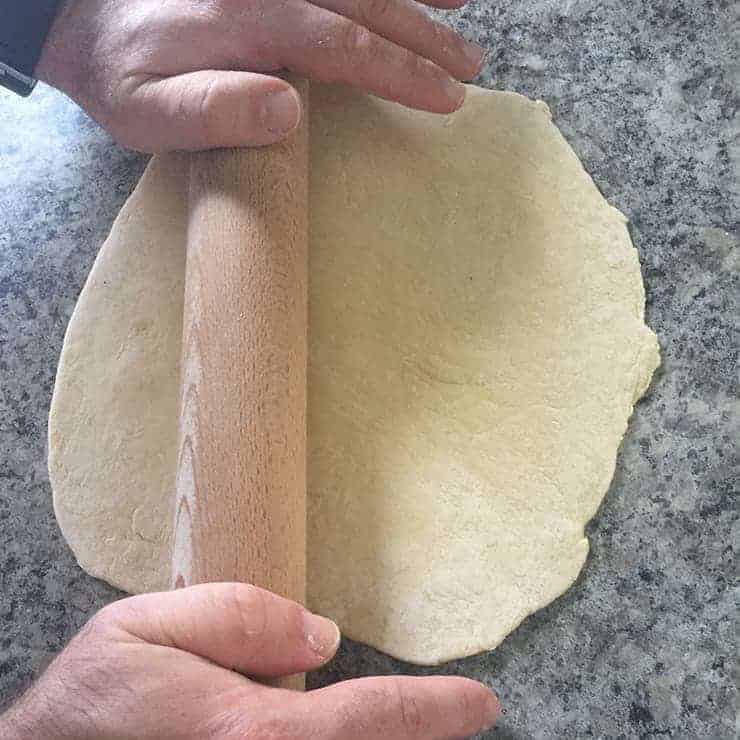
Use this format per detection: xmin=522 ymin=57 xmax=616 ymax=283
xmin=1 ymin=583 xmax=501 ymax=739
xmin=36 ymin=0 xmax=486 ymax=153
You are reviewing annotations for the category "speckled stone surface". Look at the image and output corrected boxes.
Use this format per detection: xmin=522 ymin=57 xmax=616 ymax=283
xmin=0 ymin=1 xmax=736 ymax=737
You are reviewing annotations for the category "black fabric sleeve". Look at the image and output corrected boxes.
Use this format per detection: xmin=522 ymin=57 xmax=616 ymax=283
xmin=0 ymin=1 xmax=61 ymax=77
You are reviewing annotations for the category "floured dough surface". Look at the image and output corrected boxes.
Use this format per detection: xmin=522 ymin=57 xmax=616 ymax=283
xmin=49 ymin=85 xmax=659 ymax=665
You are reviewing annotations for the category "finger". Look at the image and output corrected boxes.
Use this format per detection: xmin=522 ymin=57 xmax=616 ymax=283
xmin=418 ymin=0 xmax=469 ymax=7
xmin=275 ymin=3 xmax=467 ymax=113
xmin=100 ymin=582 xmax=340 ymax=677
xmin=309 ymin=0 xmax=486 ymax=81
xmin=111 ymin=71 xmax=302 ymax=152
xmin=299 ymin=676 xmax=501 ymax=739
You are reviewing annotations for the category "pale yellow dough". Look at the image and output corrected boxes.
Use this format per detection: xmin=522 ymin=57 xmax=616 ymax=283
xmin=49 ymin=85 xmax=659 ymax=665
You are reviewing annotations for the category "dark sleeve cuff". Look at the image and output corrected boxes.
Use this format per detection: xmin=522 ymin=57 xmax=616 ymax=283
xmin=0 ymin=1 xmax=61 ymax=79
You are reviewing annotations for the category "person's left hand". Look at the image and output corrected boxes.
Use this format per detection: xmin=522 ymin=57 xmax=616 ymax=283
xmin=36 ymin=0 xmax=486 ymax=152
xmin=1 ymin=583 xmax=501 ymax=739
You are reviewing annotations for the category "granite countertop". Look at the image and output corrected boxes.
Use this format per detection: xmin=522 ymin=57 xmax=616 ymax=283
xmin=0 ymin=1 xmax=736 ymax=737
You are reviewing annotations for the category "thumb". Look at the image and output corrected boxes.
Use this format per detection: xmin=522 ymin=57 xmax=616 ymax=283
xmin=115 ymin=71 xmax=302 ymax=153
xmin=99 ymin=583 xmax=341 ymax=678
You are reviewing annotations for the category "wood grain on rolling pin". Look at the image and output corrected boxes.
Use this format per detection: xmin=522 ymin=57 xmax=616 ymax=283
xmin=173 ymin=78 xmax=309 ymax=635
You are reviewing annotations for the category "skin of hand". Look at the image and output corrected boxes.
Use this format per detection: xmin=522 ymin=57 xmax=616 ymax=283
xmin=0 ymin=583 xmax=500 ymax=739
xmin=35 ymin=0 xmax=486 ymax=153
xmin=21 ymin=3 xmax=494 ymax=735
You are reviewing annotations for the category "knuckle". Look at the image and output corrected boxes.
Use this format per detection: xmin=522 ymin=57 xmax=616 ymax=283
xmin=194 ymin=76 xmax=246 ymax=145
xmin=339 ymin=20 xmax=376 ymax=61
xmin=404 ymin=47 xmax=429 ymax=78
xmin=193 ymin=76 xmax=242 ymax=144
xmin=196 ymin=76 xmax=223 ymax=128
xmin=360 ymin=0 xmax=394 ymax=27
xmin=374 ymin=0 xmax=395 ymax=20
xmin=379 ymin=49 xmax=425 ymax=103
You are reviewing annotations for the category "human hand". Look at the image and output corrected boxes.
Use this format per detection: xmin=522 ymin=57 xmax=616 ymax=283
xmin=36 ymin=0 xmax=485 ymax=153
xmin=1 ymin=583 xmax=500 ymax=739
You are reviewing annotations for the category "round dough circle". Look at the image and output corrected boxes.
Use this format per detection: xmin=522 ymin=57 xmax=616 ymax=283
xmin=49 ymin=86 xmax=659 ymax=665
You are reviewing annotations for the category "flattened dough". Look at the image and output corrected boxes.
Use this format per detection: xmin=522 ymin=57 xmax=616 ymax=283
xmin=49 ymin=85 xmax=660 ymax=665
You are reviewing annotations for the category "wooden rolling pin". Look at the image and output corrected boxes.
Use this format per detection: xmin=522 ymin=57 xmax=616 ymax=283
xmin=172 ymin=80 xmax=309 ymax=687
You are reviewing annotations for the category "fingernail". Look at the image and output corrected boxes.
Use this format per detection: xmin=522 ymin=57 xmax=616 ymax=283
xmin=444 ymin=76 xmax=467 ymax=109
xmin=463 ymin=40 xmax=487 ymax=74
xmin=303 ymin=611 xmax=341 ymax=660
xmin=263 ymin=88 xmax=301 ymax=135
xmin=483 ymin=692 xmax=502 ymax=730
